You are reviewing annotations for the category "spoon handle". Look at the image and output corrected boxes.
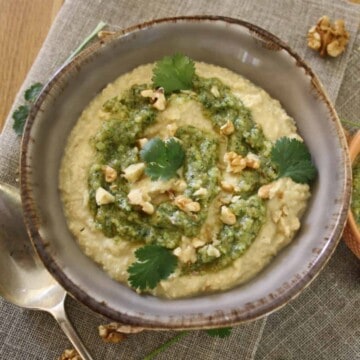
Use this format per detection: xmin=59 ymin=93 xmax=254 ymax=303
xmin=51 ymin=301 xmax=94 ymax=360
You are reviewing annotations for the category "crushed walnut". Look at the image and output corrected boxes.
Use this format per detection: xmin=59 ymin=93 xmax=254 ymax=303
xmin=174 ymin=195 xmax=201 ymax=213
xmin=127 ymin=188 xmax=154 ymax=214
xmin=99 ymin=324 xmax=127 ymax=343
xmin=141 ymin=87 xmax=167 ymax=111
xmin=223 ymin=152 xmax=260 ymax=173
xmin=307 ymin=16 xmax=349 ymax=57
xmin=258 ymin=183 xmax=273 ymax=199
xmin=103 ymin=165 xmax=118 ymax=183
xmin=58 ymin=349 xmax=81 ymax=360
xmin=220 ymin=206 xmax=237 ymax=225
xmin=220 ymin=120 xmax=235 ymax=136
xmin=136 ymin=137 xmax=148 ymax=149
xmin=173 ymin=236 xmax=197 ymax=263
xmin=122 ymin=163 xmax=145 ymax=183
xmin=95 ymin=187 xmax=115 ymax=205
xmin=99 ymin=322 xmax=144 ymax=343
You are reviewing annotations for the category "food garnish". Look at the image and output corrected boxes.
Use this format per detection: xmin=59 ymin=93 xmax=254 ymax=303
xmin=152 ymin=53 xmax=195 ymax=94
xmin=58 ymin=349 xmax=81 ymax=360
xmin=206 ymin=327 xmax=232 ymax=338
xmin=271 ymin=137 xmax=317 ymax=184
xmin=127 ymin=244 xmax=178 ymax=290
xmin=140 ymin=137 xmax=185 ymax=180
xmin=307 ymin=16 xmax=349 ymax=57
xmin=12 ymin=82 xmax=43 ymax=135
xmin=12 ymin=22 xmax=109 ymax=136
xmin=142 ymin=327 xmax=232 ymax=359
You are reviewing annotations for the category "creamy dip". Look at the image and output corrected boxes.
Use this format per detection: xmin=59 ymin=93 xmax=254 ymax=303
xmin=59 ymin=62 xmax=310 ymax=298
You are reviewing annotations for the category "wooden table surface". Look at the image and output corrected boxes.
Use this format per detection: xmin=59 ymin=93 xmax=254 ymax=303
xmin=0 ymin=0 xmax=63 ymax=132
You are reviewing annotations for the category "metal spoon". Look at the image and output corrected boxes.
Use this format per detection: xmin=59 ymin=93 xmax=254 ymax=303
xmin=0 ymin=182 xmax=94 ymax=360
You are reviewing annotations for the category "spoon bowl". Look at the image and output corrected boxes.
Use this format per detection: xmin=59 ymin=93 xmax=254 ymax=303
xmin=0 ymin=182 xmax=93 ymax=360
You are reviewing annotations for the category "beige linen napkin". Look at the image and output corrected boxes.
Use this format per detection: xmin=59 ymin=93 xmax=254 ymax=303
xmin=0 ymin=1 xmax=359 ymax=359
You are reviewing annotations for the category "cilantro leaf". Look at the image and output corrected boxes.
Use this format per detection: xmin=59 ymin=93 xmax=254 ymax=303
xmin=128 ymin=244 xmax=178 ymax=290
xmin=205 ymin=327 xmax=232 ymax=338
xmin=140 ymin=137 xmax=185 ymax=180
xmin=24 ymin=82 xmax=43 ymax=102
xmin=12 ymin=105 xmax=29 ymax=135
xmin=152 ymin=54 xmax=195 ymax=94
xmin=12 ymin=82 xmax=44 ymax=136
xmin=271 ymin=137 xmax=317 ymax=184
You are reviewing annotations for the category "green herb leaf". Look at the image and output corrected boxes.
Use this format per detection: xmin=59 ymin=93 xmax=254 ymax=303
xmin=128 ymin=244 xmax=178 ymax=291
xmin=24 ymin=82 xmax=43 ymax=103
xmin=271 ymin=137 xmax=317 ymax=184
xmin=12 ymin=105 xmax=29 ymax=135
xmin=152 ymin=54 xmax=195 ymax=94
xmin=205 ymin=327 xmax=232 ymax=338
xmin=12 ymin=82 xmax=44 ymax=136
xmin=140 ymin=137 xmax=185 ymax=180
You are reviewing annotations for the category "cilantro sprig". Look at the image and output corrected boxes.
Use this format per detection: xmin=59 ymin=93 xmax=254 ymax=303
xmin=143 ymin=327 xmax=232 ymax=359
xmin=127 ymin=244 xmax=178 ymax=291
xmin=12 ymin=21 xmax=108 ymax=136
xmin=205 ymin=327 xmax=232 ymax=338
xmin=140 ymin=137 xmax=185 ymax=180
xmin=12 ymin=82 xmax=43 ymax=135
xmin=152 ymin=53 xmax=195 ymax=94
xmin=271 ymin=137 xmax=317 ymax=184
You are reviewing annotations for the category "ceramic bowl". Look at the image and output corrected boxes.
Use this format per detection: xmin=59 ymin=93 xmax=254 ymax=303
xmin=20 ymin=16 xmax=351 ymax=329
xmin=343 ymin=131 xmax=360 ymax=259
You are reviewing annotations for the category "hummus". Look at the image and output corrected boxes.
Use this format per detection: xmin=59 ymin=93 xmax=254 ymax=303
xmin=59 ymin=62 xmax=310 ymax=298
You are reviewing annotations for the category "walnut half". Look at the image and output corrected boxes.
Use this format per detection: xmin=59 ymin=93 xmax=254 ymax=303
xmin=98 ymin=322 xmax=144 ymax=343
xmin=58 ymin=349 xmax=81 ymax=360
xmin=307 ymin=16 xmax=349 ymax=57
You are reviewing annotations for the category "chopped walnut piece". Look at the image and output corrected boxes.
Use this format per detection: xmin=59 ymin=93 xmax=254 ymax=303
xmin=95 ymin=187 xmax=115 ymax=205
xmin=99 ymin=322 xmax=144 ymax=343
xmin=58 ymin=349 xmax=81 ymax=360
xmin=210 ymin=85 xmax=220 ymax=97
xmin=99 ymin=324 xmax=127 ymax=343
xmin=193 ymin=187 xmax=208 ymax=197
xmin=174 ymin=195 xmax=200 ymax=213
xmin=245 ymin=153 xmax=260 ymax=169
xmin=220 ymin=206 xmax=236 ymax=225
xmin=258 ymin=183 xmax=273 ymax=199
xmin=173 ymin=237 xmax=197 ymax=263
xmin=103 ymin=165 xmax=118 ymax=182
xmin=137 ymin=137 xmax=148 ymax=149
xmin=141 ymin=201 xmax=155 ymax=215
xmin=204 ymin=244 xmax=221 ymax=258
xmin=127 ymin=189 xmax=154 ymax=214
xmin=172 ymin=179 xmax=187 ymax=192
xmin=141 ymin=87 xmax=167 ymax=110
xmin=122 ymin=163 xmax=145 ymax=183
xmin=220 ymin=181 xmax=235 ymax=193
xmin=224 ymin=151 xmax=260 ymax=173
xmin=307 ymin=16 xmax=349 ymax=57
xmin=224 ymin=152 xmax=247 ymax=173
xmin=192 ymin=237 xmax=206 ymax=248
xmin=220 ymin=120 xmax=235 ymax=136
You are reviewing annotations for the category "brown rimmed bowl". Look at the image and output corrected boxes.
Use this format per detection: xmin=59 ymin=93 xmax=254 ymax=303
xmin=343 ymin=130 xmax=360 ymax=259
xmin=20 ymin=16 xmax=351 ymax=330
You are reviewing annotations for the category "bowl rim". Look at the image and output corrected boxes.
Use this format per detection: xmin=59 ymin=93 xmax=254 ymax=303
xmin=20 ymin=15 xmax=351 ymax=329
